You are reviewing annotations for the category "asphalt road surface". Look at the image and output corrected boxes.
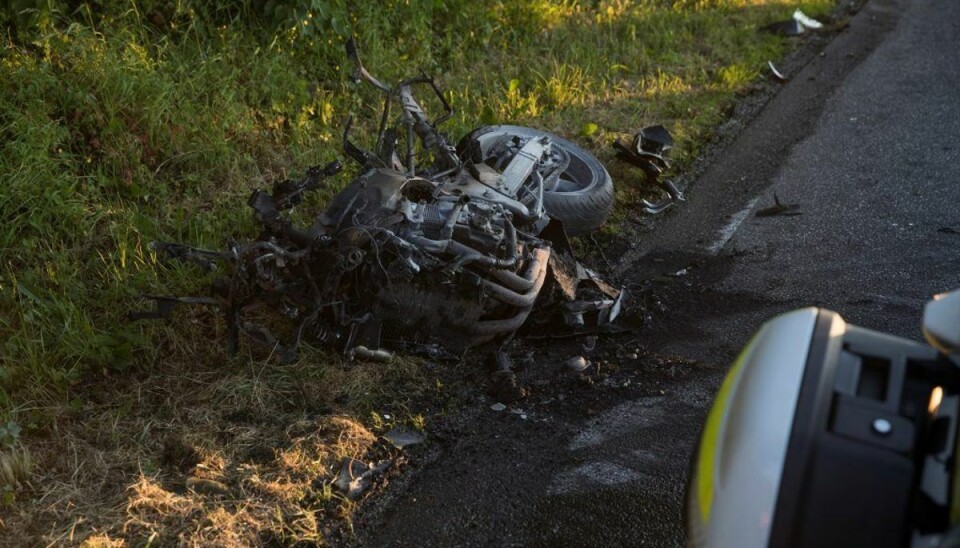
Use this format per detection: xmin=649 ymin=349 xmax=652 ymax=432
xmin=358 ymin=0 xmax=960 ymax=544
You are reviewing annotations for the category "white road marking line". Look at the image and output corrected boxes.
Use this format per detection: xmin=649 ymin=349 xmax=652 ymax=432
xmin=706 ymin=197 xmax=760 ymax=255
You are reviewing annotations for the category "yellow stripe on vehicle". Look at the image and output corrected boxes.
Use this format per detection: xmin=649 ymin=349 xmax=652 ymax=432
xmin=696 ymin=335 xmax=757 ymax=525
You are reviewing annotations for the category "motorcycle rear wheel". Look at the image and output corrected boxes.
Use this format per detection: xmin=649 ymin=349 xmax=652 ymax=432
xmin=457 ymin=125 xmax=614 ymax=236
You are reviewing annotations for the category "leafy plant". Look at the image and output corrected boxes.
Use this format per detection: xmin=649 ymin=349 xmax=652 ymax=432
xmin=0 ymin=421 xmax=21 ymax=449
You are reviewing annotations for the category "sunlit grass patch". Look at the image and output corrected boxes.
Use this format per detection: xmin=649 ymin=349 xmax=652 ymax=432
xmin=4 ymin=346 xmax=434 ymax=544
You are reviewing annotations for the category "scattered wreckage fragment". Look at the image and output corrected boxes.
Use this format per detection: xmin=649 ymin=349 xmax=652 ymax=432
xmin=762 ymin=9 xmax=825 ymax=36
xmin=132 ymin=39 xmax=626 ymax=385
xmin=767 ymin=61 xmax=788 ymax=83
xmin=613 ymin=124 xmax=685 ymax=214
xmin=334 ymin=458 xmax=392 ymax=500
xmin=756 ymin=193 xmax=801 ymax=217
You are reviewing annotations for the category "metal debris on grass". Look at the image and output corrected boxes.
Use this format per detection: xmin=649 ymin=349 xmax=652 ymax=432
xmin=793 ymin=9 xmax=824 ymax=29
xmin=132 ymin=38 xmax=626 ymax=390
xmin=333 ymin=458 xmax=392 ymax=500
xmin=382 ymin=427 xmax=426 ymax=449
xmin=763 ymin=9 xmax=826 ymax=36
xmin=613 ymin=125 xmax=685 ymax=215
xmin=768 ymin=61 xmax=788 ymax=83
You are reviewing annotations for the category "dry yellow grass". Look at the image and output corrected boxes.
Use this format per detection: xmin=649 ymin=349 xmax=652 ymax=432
xmin=1 ymin=351 xmax=430 ymax=546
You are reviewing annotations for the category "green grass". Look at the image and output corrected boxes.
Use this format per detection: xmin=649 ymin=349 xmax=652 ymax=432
xmin=1 ymin=0 xmax=832 ymax=541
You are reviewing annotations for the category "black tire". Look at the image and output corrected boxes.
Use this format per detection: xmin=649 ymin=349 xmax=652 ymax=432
xmin=457 ymin=125 xmax=614 ymax=236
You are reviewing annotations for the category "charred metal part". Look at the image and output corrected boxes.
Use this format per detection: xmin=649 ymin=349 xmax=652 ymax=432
xmin=756 ymin=193 xmax=802 ymax=217
xmin=343 ymin=116 xmax=384 ymax=169
xmin=473 ymin=247 xmax=551 ymax=337
xmin=613 ymin=125 xmax=685 ymax=215
xmin=272 ymin=161 xmax=342 ymax=210
xmin=128 ymin=295 xmax=219 ymax=320
xmin=149 ymin=242 xmax=227 ymax=271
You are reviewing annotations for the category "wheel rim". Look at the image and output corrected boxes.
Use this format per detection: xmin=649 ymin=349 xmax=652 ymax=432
xmin=471 ymin=128 xmax=600 ymax=194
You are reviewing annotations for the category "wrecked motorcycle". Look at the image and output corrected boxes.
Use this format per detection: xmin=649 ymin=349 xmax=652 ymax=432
xmin=136 ymin=39 xmax=623 ymax=370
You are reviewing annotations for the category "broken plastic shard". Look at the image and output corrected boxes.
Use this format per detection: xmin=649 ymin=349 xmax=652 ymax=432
xmin=382 ymin=427 xmax=426 ymax=449
xmin=793 ymin=9 xmax=824 ymax=29
xmin=490 ymin=403 xmax=507 ymax=412
xmin=638 ymin=125 xmax=674 ymax=155
xmin=763 ymin=9 xmax=824 ymax=36
xmin=333 ymin=458 xmax=392 ymax=500
xmin=768 ymin=61 xmax=788 ymax=82
xmin=605 ymin=290 xmax=625 ymax=324
xmin=566 ymin=356 xmax=590 ymax=372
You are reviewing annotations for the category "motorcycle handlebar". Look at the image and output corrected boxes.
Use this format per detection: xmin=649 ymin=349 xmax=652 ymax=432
xmin=344 ymin=37 xmax=392 ymax=92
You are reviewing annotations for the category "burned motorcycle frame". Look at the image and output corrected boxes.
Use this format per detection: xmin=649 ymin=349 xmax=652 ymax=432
xmin=137 ymin=39 xmax=623 ymax=368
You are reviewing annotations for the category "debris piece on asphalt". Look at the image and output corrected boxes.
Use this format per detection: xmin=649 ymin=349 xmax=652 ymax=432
xmin=490 ymin=403 xmax=507 ymax=412
xmin=333 ymin=458 xmax=392 ymax=500
xmin=566 ymin=356 xmax=591 ymax=373
xmin=382 ymin=427 xmax=426 ymax=449
xmin=669 ymin=268 xmax=688 ymax=277
xmin=756 ymin=194 xmax=802 ymax=217
xmin=186 ymin=477 xmax=231 ymax=497
xmin=527 ymin=243 xmax=626 ymax=334
xmin=768 ymin=61 xmax=788 ymax=82
xmin=582 ymin=336 xmax=598 ymax=352
xmin=640 ymin=198 xmax=675 ymax=215
xmin=508 ymin=408 xmax=528 ymax=420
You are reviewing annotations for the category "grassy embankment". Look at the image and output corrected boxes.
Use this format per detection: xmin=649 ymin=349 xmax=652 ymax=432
xmin=0 ymin=0 xmax=831 ymax=543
